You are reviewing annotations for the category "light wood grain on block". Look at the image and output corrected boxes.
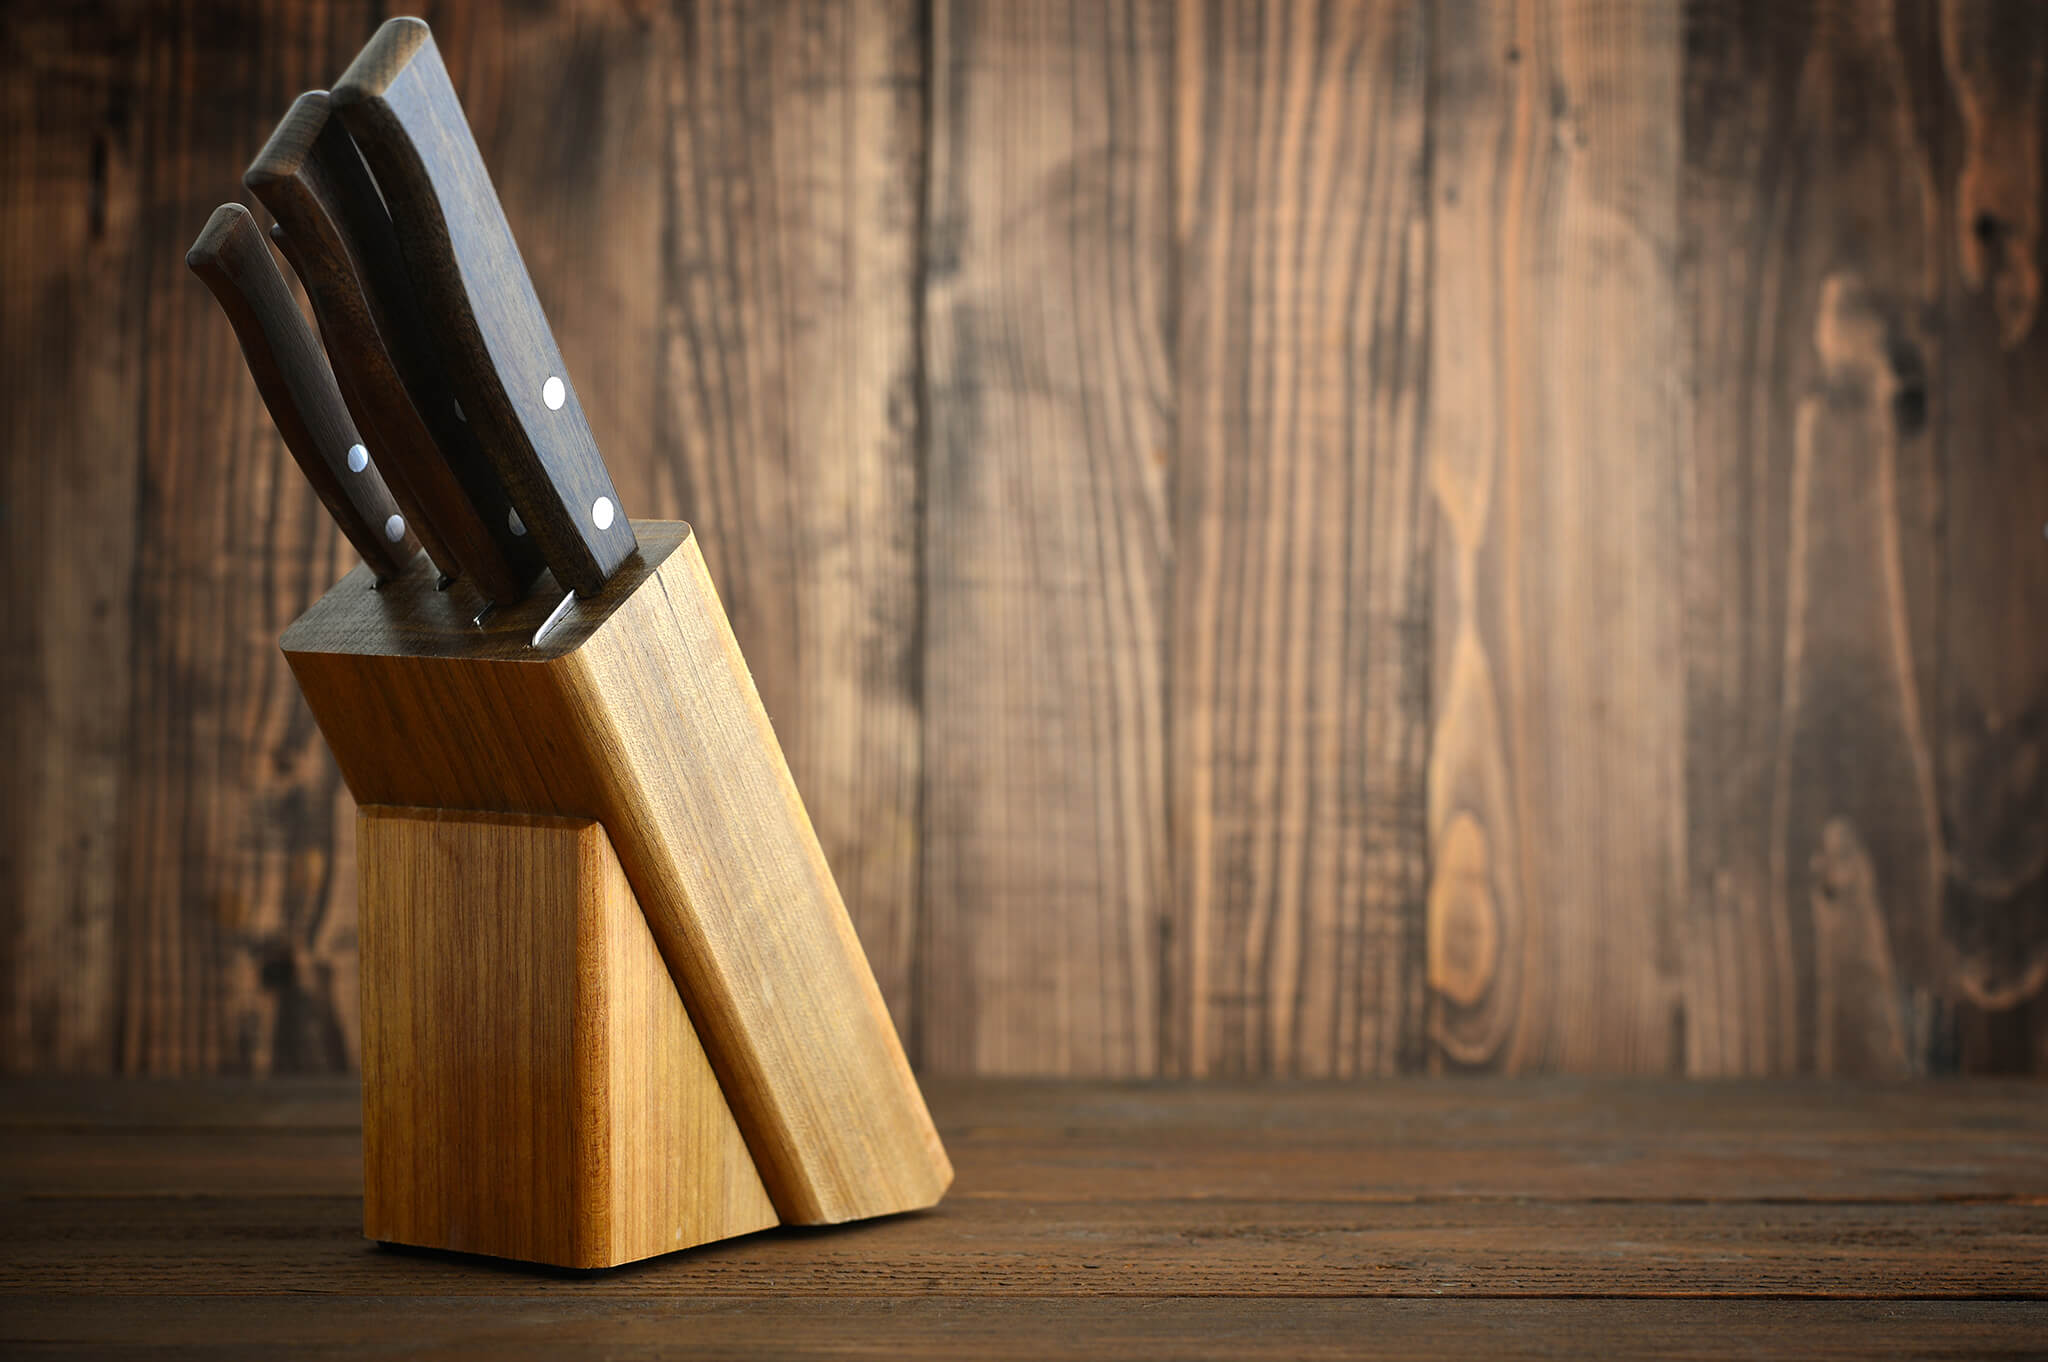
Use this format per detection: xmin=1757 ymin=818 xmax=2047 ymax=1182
xmin=358 ymin=807 xmax=777 ymax=1269
xmin=284 ymin=522 xmax=950 ymax=1225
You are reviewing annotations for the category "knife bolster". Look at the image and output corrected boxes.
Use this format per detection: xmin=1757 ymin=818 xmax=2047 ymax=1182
xmin=282 ymin=520 xmax=950 ymax=1264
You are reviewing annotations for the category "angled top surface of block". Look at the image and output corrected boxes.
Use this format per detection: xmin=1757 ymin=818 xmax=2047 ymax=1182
xmin=280 ymin=520 xmax=692 ymax=662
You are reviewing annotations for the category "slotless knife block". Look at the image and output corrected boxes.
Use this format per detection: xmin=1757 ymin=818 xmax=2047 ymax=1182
xmin=282 ymin=520 xmax=951 ymax=1269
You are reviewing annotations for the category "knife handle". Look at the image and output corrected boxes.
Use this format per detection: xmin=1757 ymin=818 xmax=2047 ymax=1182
xmin=186 ymin=203 xmax=418 ymax=583
xmin=266 ymin=222 xmax=462 ymax=584
xmin=333 ymin=18 xmax=637 ymax=596
xmin=246 ymin=91 xmax=543 ymax=606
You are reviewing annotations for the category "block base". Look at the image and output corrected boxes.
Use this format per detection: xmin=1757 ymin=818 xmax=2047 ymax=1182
xmin=358 ymin=805 xmax=779 ymax=1269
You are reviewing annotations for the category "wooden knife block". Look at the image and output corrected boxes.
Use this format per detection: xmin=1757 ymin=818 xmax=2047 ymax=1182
xmin=281 ymin=520 xmax=950 ymax=1269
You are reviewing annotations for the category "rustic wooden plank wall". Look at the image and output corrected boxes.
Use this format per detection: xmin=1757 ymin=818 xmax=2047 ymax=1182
xmin=1172 ymin=0 xmax=1434 ymax=1078
xmin=923 ymin=0 xmax=1174 ymax=1075
xmin=1430 ymin=0 xmax=1692 ymax=1073
xmin=3 ymin=0 xmax=2042 ymax=1077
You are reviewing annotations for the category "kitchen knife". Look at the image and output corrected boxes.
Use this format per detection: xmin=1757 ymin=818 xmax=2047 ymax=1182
xmin=187 ymin=203 xmax=418 ymax=583
xmin=266 ymin=221 xmax=460 ymax=584
xmin=332 ymin=17 xmax=637 ymax=597
xmin=245 ymin=90 xmax=543 ymax=606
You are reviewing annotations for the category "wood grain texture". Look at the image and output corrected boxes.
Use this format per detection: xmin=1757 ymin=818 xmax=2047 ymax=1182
xmin=14 ymin=1076 xmax=2048 ymax=1204
xmin=6 ymin=0 xmax=2048 ymax=1079
xmin=6 ymin=1300 xmax=2047 ymax=1362
xmin=3 ymin=1078 xmax=2047 ymax=1357
xmin=103 ymin=1 xmax=389 ymax=1078
xmin=358 ymin=807 xmax=777 ymax=1268
xmin=1 ymin=0 xmax=146 ymax=1071
xmin=1679 ymin=0 xmax=1811 ymax=1078
xmin=653 ymin=0 xmax=928 ymax=1045
xmin=1933 ymin=0 xmax=2048 ymax=1071
xmin=1170 ymin=0 xmax=1432 ymax=1077
xmin=922 ymin=0 xmax=1174 ymax=1076
xmin=12 ymin=1192 xmax=2048 ymax=1299
xmin=1426 ymin=0 xmax=1687 ymax=1071
xmin=283 ymin=523 xmax=951 ymax=1225
xmin=1682 ymin=0 xmax=1950 ymax=1076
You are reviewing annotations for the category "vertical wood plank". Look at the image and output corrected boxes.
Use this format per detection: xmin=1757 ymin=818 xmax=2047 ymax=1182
xmin=923 ymin=0 xmax=1173 ymax=1074
xmin=650 ymin=0 xmax=929 ymax=1037
xmin=0 ymin=2 xmax=148 ymax=1072
xmin=1170 ymin=1 xmax=1432 ymax=1077
xmin=1677 ymin=0 xmax=1806 ymax=1078
xmin=115 ymin=0 xmax=394 ymax=1074
xmin=1933 ymin=0 xmax=2048 ymax=1070
xmin=1428 ymin=0 xmax=1687 ymax=1072
xmin=1681 ymin=0 xmax=1947 ymax=1076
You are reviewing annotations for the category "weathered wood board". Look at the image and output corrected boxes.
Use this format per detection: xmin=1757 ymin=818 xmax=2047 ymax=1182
xmin=4 ymin=0 xmax=2044 ymax=1076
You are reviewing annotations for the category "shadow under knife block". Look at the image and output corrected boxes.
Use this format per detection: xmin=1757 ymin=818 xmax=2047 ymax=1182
xmin=282 ymin=521 xmax=951 ymax=1270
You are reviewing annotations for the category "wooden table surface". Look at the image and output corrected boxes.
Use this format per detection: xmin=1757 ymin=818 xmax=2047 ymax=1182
xmin=4 ymin=1079 xmax=2045 ymax=1358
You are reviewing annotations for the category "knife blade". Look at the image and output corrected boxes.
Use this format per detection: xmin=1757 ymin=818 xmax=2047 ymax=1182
xmin=186 ymin=202 xmax=418 ymax=583
xmin=245 ymin=90 xmax=543 ymax=606
xmin=332 ymin=17 xmax=636 ymax=597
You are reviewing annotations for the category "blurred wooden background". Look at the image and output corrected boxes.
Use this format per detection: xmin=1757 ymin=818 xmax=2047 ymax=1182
xmin=3 ymin=0 xmax=2043 ymax=1077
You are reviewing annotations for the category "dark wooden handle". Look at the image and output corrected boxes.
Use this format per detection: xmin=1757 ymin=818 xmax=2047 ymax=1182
xmin=263 ymin=220 xmax=456 ymax=584
xmin=332 ymin=17 xmax=637 ymax=596
xmin=246 ymin=90 xmax=544 ymax=605
xmin=185 ymin=202 xmax=418 ymax=582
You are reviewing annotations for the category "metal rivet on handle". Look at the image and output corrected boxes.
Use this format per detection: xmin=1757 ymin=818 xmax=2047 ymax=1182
xmin=543 ymin=376 xmax=565 ymax=411
xmin=508 ymin=507 xmax=526 ymax=536
xmin=347 ymin=443 xmax=369 ymax=473
xmin=592 ymin=496 xmax=615 ymax=531
xmin=384 ymin=514 xmax=405 ymax=543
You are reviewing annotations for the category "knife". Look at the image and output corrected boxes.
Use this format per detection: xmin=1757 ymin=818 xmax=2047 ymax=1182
xmin=266 ymin=222 xmax=461 ymax=586
xmin=332 ymin=17 xmax=637 ymax=597
xmin=187 ymin=203 xmax=418 ymax=583
xmin=245 ymin=91 xmax=544 ymax=606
